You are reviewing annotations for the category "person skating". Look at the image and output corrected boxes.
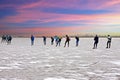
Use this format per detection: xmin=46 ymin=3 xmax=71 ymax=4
xmin=75 ymin=36 xmax=79 ymax=47
xmin=64 ymin=35 xmax=70 ymax=47
xmin=54 ymin=36 xmax=58 ymax=45
xmin=31 ymin=35 xmax=34 ymax=46
xmin=55 ymin=36 xmax=59 ymax=47
xmin=58 ymin=37 xmax=62 ymax=46
xmin=1 ymin=35 xmax=6 ymax=43
xmin=93 ymin=35 xmax=99 ymax=49
xmin=43 ymin=36 xmax=46 ymax=45
xmin=106 ymin=35 xmax=112 ymax=48
xmin=51 ymin=37 xmax=54 ymax=45
xmin=6 ymin=35 xmax=12 ymax=44
xmin=56 ymin=37 xmax=62 ymax=47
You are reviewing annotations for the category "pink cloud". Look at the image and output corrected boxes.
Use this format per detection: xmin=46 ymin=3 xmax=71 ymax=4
xmin=1 ymin=0 xmax=120 ymax=24
xmin=19 ymin=0 xmax=81 ymax=9
xmin=1 ymin=0 xmax=119 ymax=11
xmin=18 ymin=0 xmax=91 ymax=10
xmin=1 ymin=9 xmax=120 ymax=24
xmin=18 ymin=0 xmax=120 ymax=10
xmin=99 ymin=0 xmax=120 ymax=9
xmin=1 ymin=0 xmax=120 ymax=36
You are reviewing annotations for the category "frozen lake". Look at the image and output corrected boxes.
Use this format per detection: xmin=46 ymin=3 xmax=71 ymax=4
xmin=0 ymin=38 xmax=120 ymax=80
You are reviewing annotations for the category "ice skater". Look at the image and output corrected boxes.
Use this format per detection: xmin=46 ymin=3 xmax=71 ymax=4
xmin=55 ymin=36 xmax=59 ymax=47
xmin=64 ymin=35 xmax=70 ymax=47
xmin=31 ymin=35 xmax=34 ymax=46
xmin=54 ymin=36 xmax=58 ymax=45
xmin=6 ymin=35 xmax=12 ymax=44
xmin=58 ymin=37 xmax=62 ymax=46
xmin=56 ymin=37 xmax=62 ymax=47
xmin=106 ymin=35 xmax=112 ymax=48
xmin=75 ymin=36 xmax=79 ymax=47
xmin=43 ymin=36 xmax=46 ymax=45
xmin=93 ymin=35 xmax=99 ymax=49
xmin=1 ymin=35 xmax=6 ymax=43
xmin=51 ymin=37 xmax=54 ymax=45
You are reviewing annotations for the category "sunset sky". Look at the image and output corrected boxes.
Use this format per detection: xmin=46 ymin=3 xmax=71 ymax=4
xmin=0 ymin=0 xmax=120 ymax=36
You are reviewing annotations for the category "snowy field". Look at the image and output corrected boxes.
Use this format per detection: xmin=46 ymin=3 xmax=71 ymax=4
xmin=0 ymin=38 xmax=120 ymax=80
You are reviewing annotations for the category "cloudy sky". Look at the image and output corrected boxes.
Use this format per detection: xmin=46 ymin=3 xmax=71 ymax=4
xmin=0 ymin=0 xmax=120 ymax=36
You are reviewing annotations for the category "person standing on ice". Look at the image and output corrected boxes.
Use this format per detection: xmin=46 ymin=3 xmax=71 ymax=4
xmin=106 ymin=35 xmax=112 ymax=48
xmin=54 ymin=36 xmax=58 ymax=45
xmin=51 ymin=37 xmax=54 ymax=45
xmin=6 ymin=35 xmax=12 ymax=45
xmin=55 ymin=36 xmax=59 ymax=47
xmin=31 ymin=35 xmax=34 ymax=46
xmin=43 ymin=36 xmax=46 ymax=45
xmin=75 ymin=36 xmax=79 ymax=47
xmin=1 ymin=35 xmax=6 ymax=43
xmin=58 ymin=37 xmax=62 ymax=46
xmin=64 ymin=35 xmax=70 ymax=47
xmin=93 ymin=35 xmax=99 ymax=49
xmin=56 ymin=36 xmax=62 ymax=47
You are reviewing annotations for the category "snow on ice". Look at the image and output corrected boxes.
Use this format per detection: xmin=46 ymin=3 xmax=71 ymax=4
xmin=0 ymin=38 xmax=120 ymax=80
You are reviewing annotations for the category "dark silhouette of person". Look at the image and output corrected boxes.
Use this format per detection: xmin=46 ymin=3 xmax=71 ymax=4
xmin=58 ymin=37 xmax=62 ymax=46
xmin=55 ymin=36 xmax=59 ymax=47
xmin=43 ymin=36 xmax=46 ymax=45
xmin=54 ymin=36 xmax=58 ymax=45
xmin=64 ymin=35 xmax=70 ymax=47
xmin=106 ymin=35 xmax=112 ymax=48
xmin=31 ymin=35 xmax=34 ymax=45
xmin=1 ymin=35 xmax=6 ymax=43
xmin=51 ymin=37 xmax=54 ymax=45
xmin=56 ymin=37 xmax=62 ymax=47
xmin=93 ymin=35 xmax=99 ymax=49
xmin=75 ymin=36 xmax=79 ymax=47
xmin=6 ymin=35 xmax=12 ymax=44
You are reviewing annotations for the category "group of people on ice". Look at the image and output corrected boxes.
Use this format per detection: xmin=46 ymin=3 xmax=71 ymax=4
xmin=1 ymin=34 xmax=111 ymax=49
xmin=1 ymin=35 xmax=12 ymax=44
xmin=31 ymin=34 xmax=112 ymax=49
xmin=93 ymin=35 xmax=112 ymax=49
xmin=31 ymin=35 xmax=72 ymax=47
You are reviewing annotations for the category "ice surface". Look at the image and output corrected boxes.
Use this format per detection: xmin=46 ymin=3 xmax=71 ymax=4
xmin=0 ymin=38 xmax=120 ymax=80
xmin=44 ymin=77 xmax=76 ymax=80
xmin=109 ymin=61 xmax=120 ymax=66
xmin=0 ymin=78 xmax=22 ymax=80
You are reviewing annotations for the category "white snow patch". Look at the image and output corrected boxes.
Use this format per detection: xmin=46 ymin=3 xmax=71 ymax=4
xmin=0 ymin=66 xmax=22 ymax=70
xmin=87 ymin=72 xmax=96 ymax=75
xmin=112 ymin=68 xmax=120 ymax=71
xmin=0 ymin=38 xmax=120 ymax=80
xmin=0 ymin=78 xmax=6 ymax=80
xmin=104 ymin=73 xmax=120 ymax=76
xmin=2 ymin=57 xmax=10 ymax=60
xmin=109 ymin=61 xmax=120 ymax=66
xmin=0 ymin=78 xmax=22 ymax=80
xmin=29 ymin=61 xmax=41 ymax=64
xmin=0 ymin=67 xmax=13 ymax=70
xmin=44 ymin=78 xmax=76 ymax=80
xmin=6 ymin=62 xmax=22 ymax=66
xmin=94 ymin=70 xmax=104 ymax=73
